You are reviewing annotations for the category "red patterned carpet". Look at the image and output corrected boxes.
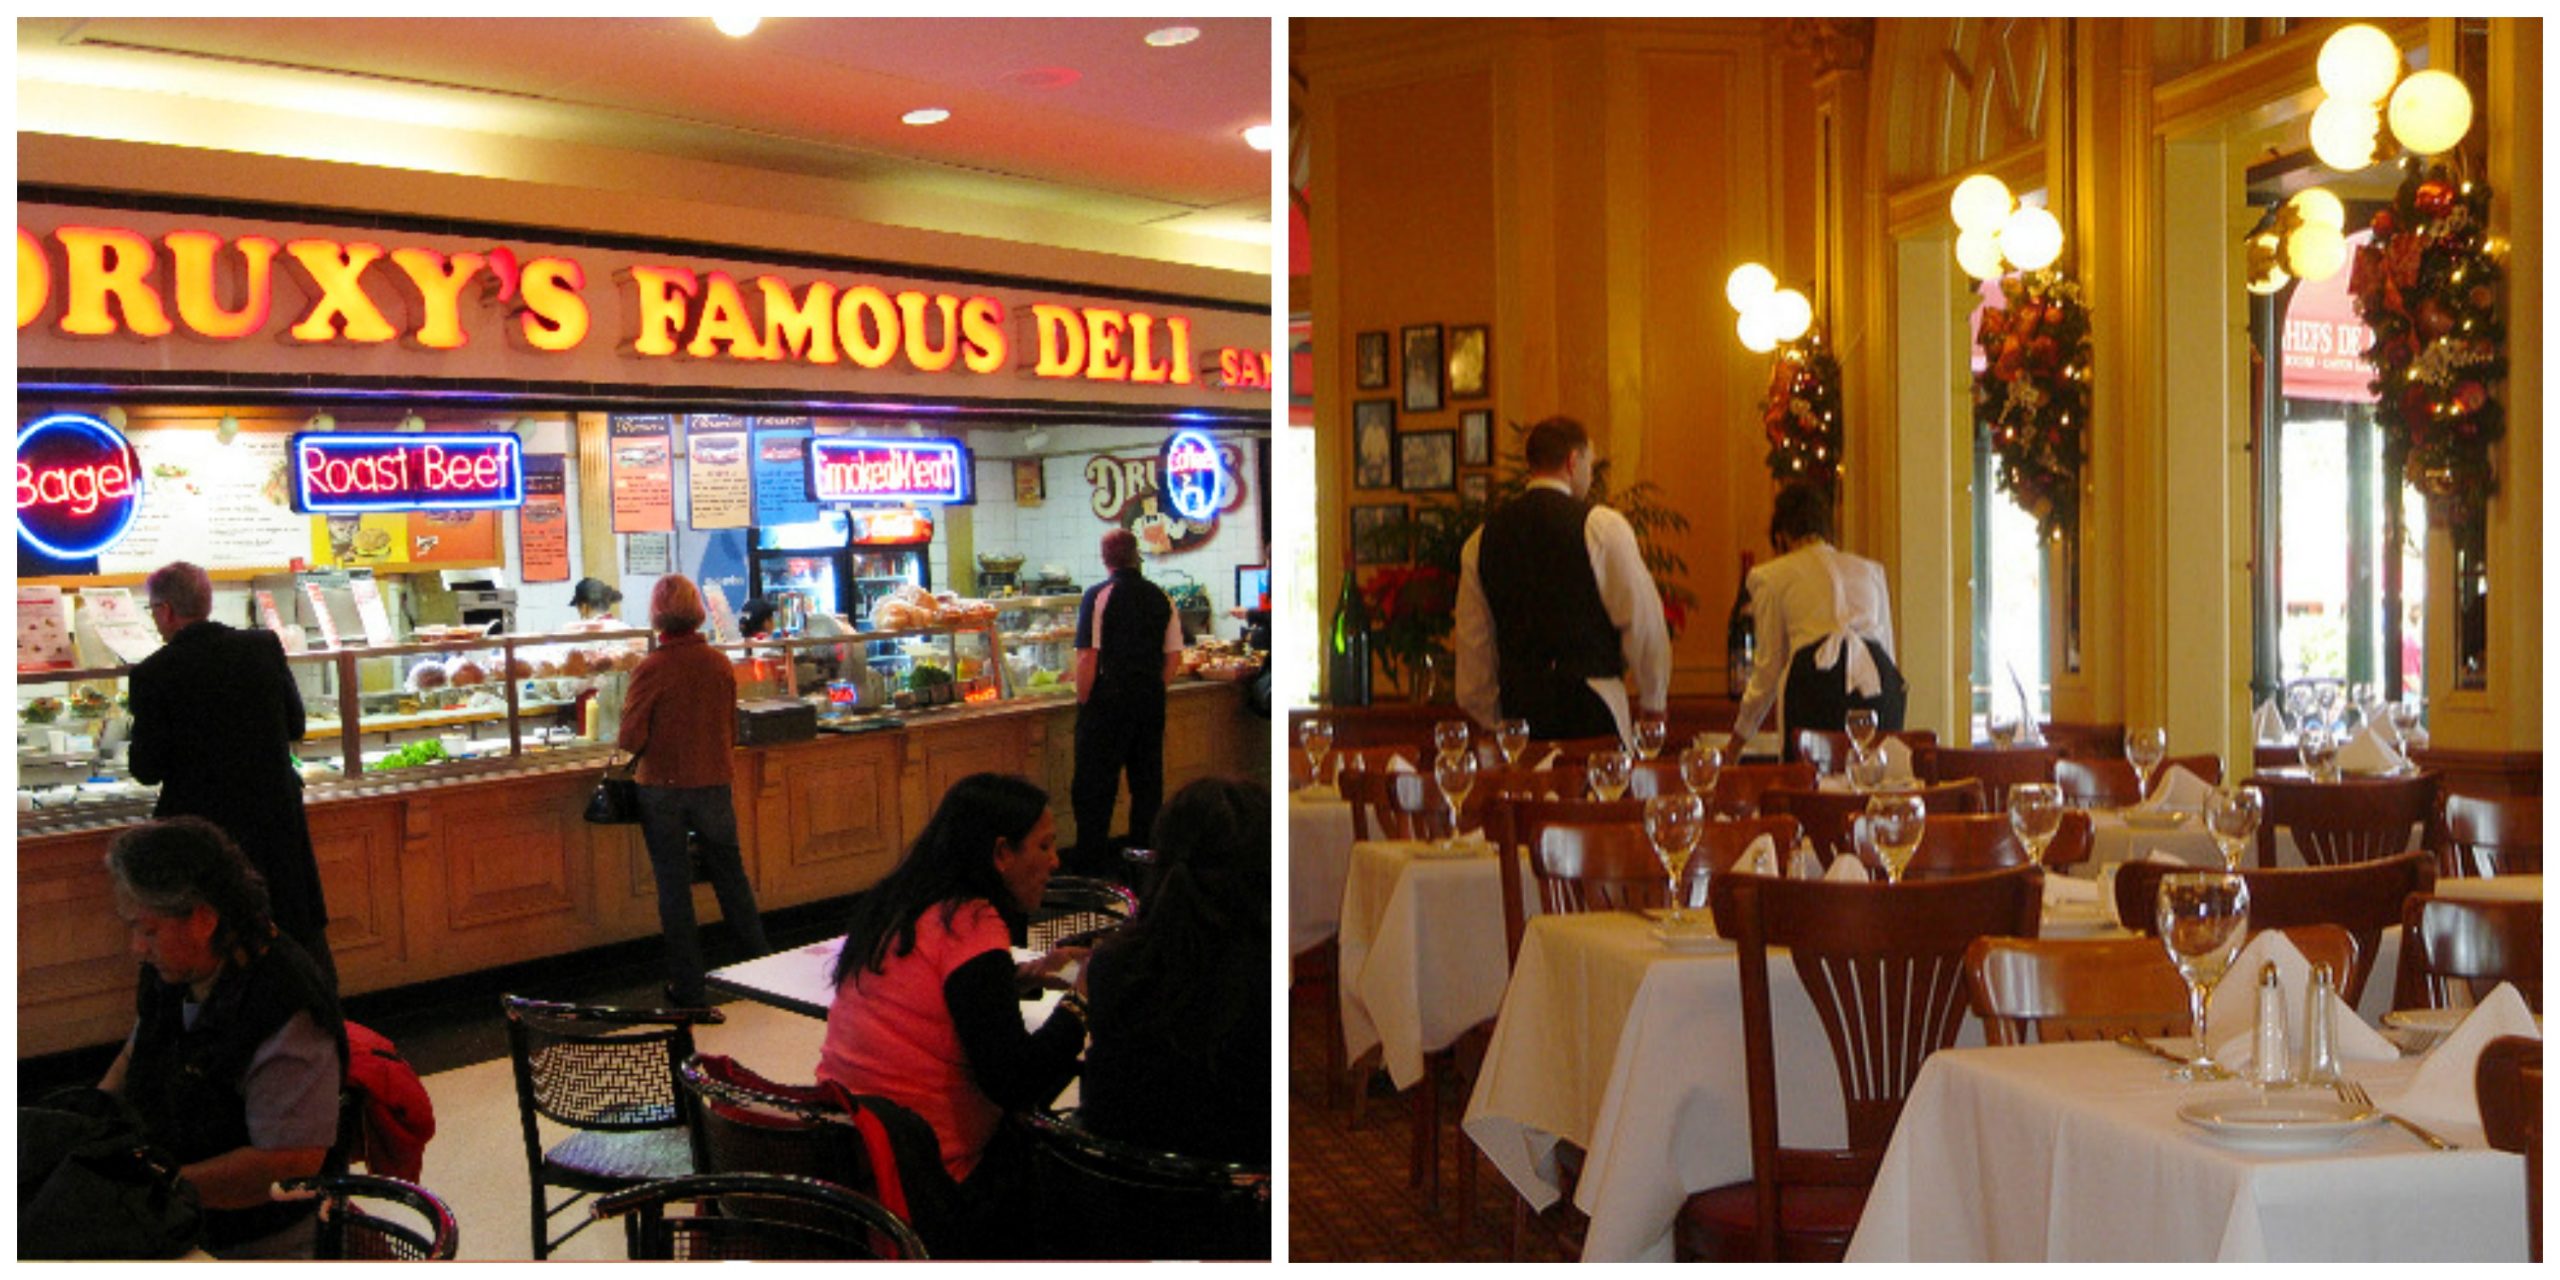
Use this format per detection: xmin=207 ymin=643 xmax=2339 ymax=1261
xmin=1285 ymin=980 xmax=1579 ymax=1262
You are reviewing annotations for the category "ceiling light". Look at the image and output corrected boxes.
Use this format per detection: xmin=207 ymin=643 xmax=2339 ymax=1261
xmin=103 ymin=406 xmax=128 ymax=431
xmin=1765 ymin=290 xmax=1814 ymax=344
xmin=1145 ymin=26 xmax=1201 ymax=48
xmin=903 ymin=108 xmax=951 ymax=127
xmin=2284 ymin=220 xmax=2348 ymax=283
xmin=2316 ymin=24 xmax=2400 ymax=105
xmin=713 ymin=16 xmax=761 ymax=39
xmin=399 ymin=412 xmax=427 ymax=434
xmin=1724 ymin=262 xmax=1777 ymax=313
xmin=1023 ymin=427 xmax=1051 ymax=453
xmin=2246 ymin=232 xmax=2292 ymax=295
xmin=2309 ymin=98 xmax=2381 ymax=172
xmin=1955 ymin=227 xmax=2007 ymax=281
xmin=217 ymin=413 xmax=241 ymax=444
xmin=2386 ymin=70 xmax=2474 ymax=156
xmin=1243 ymin=124 xmax=1277 ymax=152
xmin=1736 ymin=308 xmax=1781 ymax=355
xmin=1998 ymin=206 xmax=2065 ymax=272
xmin=308 ymin=412 xmax=336 ymax=434
xmin=1949 ymin=174 xmax=2016 ymax=234
xmin=2287 ymin=187 xmax=2346 ymax=230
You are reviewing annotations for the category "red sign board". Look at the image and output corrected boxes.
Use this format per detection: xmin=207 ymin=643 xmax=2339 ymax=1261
xmin=807 ymin=437 xmax=973 ymax=506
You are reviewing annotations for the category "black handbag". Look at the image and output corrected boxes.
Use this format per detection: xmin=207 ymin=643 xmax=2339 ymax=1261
xmin=583 ymin=749 xmax=643 ymax=825
xmin=18 ymin=1086 xmax=204 ymax=1260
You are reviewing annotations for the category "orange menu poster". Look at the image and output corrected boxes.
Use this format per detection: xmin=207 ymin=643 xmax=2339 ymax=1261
xmin=609 ymin=414 xmax=675 ymax=533
xmin=518 ymin=455 xmax=570 ymax=583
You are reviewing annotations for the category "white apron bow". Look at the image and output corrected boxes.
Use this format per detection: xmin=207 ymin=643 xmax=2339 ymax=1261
xmin=1807 ymin=544 xmax=1883 ymax=699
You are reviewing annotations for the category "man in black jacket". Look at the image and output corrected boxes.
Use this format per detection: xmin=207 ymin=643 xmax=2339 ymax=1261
xmin=100 ymin=818 xmax=345 ymax=1259
xmin=1068 ymin=529 xmax=1183 ymax=878
xmin=127 ymin=561 xmax=334 ymax=990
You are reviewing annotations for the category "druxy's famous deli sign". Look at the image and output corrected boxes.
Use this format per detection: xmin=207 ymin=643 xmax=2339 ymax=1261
xmin=16 ymin=203 xmax=1271 ymax=411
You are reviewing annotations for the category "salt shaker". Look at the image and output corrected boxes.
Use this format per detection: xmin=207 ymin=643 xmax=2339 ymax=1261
xmin=2297 ymin=963 xmax=2344 ymax=1086
xmin=2250 ymin=961 xmax=2293 ymax=1088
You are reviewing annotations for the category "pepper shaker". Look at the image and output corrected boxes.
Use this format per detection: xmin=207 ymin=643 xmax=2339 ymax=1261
xmin=2250 ymin=960 xmax=2293 ymax=1089
xmin=2298 ymin=962 xmax=2344 ymax=1085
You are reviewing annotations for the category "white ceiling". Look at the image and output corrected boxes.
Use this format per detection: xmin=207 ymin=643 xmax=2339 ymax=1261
xmin=17 ymin=16 xmax=1276 ymax=270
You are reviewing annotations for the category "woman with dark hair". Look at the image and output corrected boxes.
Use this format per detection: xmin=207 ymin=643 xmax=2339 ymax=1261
xmin=816 ymin=773 xmax=1085 ymax=1250
xmin=1725 ymin=482 xmax=1907 ymax=762
xmin=1076 ymin=776 xmax=1270 ymax=1166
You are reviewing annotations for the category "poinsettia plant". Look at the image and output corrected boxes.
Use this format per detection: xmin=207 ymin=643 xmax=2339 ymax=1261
xmin=1971 ymin=268 xmax=2092 ymax=543
xmin=2348 ymin=161 xmax=2506 ymax=540
xmin=1763 ymin=329 xmax=1844 ymax=497
xmin=1358 ymin=562 xmax=1455 ymax=692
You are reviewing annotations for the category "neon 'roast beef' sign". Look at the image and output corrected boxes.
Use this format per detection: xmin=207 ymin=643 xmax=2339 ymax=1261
xmin=289 ymin=432 xmax=525 ymax=514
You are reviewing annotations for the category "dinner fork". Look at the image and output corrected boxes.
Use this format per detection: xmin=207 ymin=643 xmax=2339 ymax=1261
xmin=2334 ymin=1078 xmax=2458 ymax=1150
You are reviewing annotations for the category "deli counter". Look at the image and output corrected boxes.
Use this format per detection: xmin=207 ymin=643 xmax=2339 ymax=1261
xmin=17 ymin=609 xmax=1264 ymax=1057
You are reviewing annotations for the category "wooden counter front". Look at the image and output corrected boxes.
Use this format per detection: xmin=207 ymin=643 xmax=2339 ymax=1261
xmin=18 ymin=681 xmax=1265 ymax=1058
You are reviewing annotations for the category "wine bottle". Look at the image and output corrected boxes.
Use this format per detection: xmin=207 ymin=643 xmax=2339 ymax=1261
xmin=1726 ymin=551 xmax=1755 ymax=700
xmin=1328 ymin=551 xmax=1372 ymax=707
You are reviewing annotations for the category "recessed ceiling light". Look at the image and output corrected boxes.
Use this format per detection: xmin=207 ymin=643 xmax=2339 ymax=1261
xmin=712 ymin=16 xmax=760 ymax=39
xmin=903 ymin=108 xmax=951 ymax=126
xmin=1242 ymin=124 xmax=1277 ymax=152
xmin=1145 ymin=26 xmax=1201 ymax=48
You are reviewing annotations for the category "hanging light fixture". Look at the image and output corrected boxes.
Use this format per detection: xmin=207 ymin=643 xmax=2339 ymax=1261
xmin=398 ymin=412 xmax=427 ymax=433
xmin=1997 ymin=206 xmax=2065 ymax=272
xmin=102 ymin=406 xmax=128 ymax=431
xmin=2307 ymin=26 xmax=2475 ymax=168
xmin=2245 ymin=230 xmax=2293 ymax=295
xmin=2316 ymin=24 xmax=2401 ymax=105
xmin=216 ymin=412 xmax=241 ymax=444
xmin=2386 ymin=70 xmax=2474 ymax=156
xmin=2287 ymin=187 xmax=2347 ymax=230
xmin=1724 ymin=262 xmax=1777 ymax=312
xmin=1764 ymin=289 xmax=1814 ymax=344
xmin=1736 ymin=307 xmax=1781 ymax=354
xmin=1948 ymin=174 xmax=2016 ymax=234
xmin=2308 ymin=98 xmax=2382 ymax=172
xmin=1954 ymin=228 xmax=2006 ymax=281
xmin=307 ymin=411 xmax=335 ymax=434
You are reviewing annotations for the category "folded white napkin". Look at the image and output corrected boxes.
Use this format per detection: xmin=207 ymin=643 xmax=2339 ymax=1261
xmin=2253 ymin=699 xmax=2288 ymax=744
xmin=2141 ymin=764 xmax=2214 ymax=812
xmin=1788 ymin=842 xmax=1825 ymax=880
xmin=2392 ymin=983 xmax=2542 ymax=1130
xmin=1735 ymin=834 xmax=1780 ymax=877
xmin=1879 ymin=737 xmax=1917 ymax=782
xmin=2007 ymin=666 xmax=2046 ymax=745
xmin=2336 ymin=726 xmax=2407 ymax=775
xmin=2207 ymin=930 xmax=2398 ymax=1070
xmin=2042 ymin=875 xmax=2100 ymax=908
xmin=2143 ymin=849 xmax=2188 ymax=866
xmin=1534 ymin=747 xmax=1560 ymax=771
xmin=1387 ymin=753 xmax=1415 ymax=773
xmin=1824 ymin=852 xmax=1871 ymax=882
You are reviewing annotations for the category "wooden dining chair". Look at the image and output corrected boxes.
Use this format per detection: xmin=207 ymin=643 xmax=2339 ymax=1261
xmin=1964 ymin=924 xmax=2359 ymax=1046
xmin=1760 ymin=779 xmax=1987 ymax=868
xmin=1923 ymin=746 xmax=2058 ymax=810
xmin=1626 ymin=759 xmax=1685 ymax=799
xmin=2053 ymin=754 xmax=2224 ymax=808
xmin=2390 ymin=895 xmax=2542 ymax=1014
xmin=2444 ymin=793 xmax=2542 ymax=878
xmin=2476 ymin=1036 xmax=2543 ymax=1263
xmin=2109 ymin=851 xmax=2434 ymax=1007
xmin=1794 ymin=728 xmax=1937 ymax=775
xmin=1528 ymin=734 xmax=1628 ymax=766
xmin=1694 ymin=816 xmax=1805 ymax=878
xmin=1713 ymin=762 xmax=1817 ymax=820
xmin=1301 ymin=745 xmax=1419 ymax=796
xmin=1879 ymin=811 xmax=2093 ymax=881
xmin=1529 ymin=811 xmax=1669 ymax=917
xmin=1679 ymin=866 xmax=2044 ymax=1262
xmin=2245 ymin=773 xmax=2440 ymax=868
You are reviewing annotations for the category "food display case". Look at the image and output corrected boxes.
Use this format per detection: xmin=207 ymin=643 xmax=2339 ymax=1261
xmin=994 ymin=594 xmax=1081 ymax=701
xmin=15 ymin=625 xmax=651 ymax=836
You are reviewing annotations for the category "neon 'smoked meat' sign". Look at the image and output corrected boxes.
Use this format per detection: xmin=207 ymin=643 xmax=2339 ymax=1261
xmin=290 ymin=432 xmax=526 ymax=514
xmin=17 ymin=411 xmax=144 ymax=559
xmin=807 ymin=437 xmax=973 ymax=506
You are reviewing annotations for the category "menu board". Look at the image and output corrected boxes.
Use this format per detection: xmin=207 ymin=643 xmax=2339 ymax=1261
xmin=518 ymin=456 xmax=571 ymax=583
xmin=609 ymin=414 xmax=676 ymax=533
xmin=627 ymin=531 xmax=672 ymax=576
xmin=685 ymin=415 xmax=752 ymax=529
xmin=347 ymin=576 xmax=398 ymax=648
xmin=96 ymin=429 xmax=313 ymax=574
xmin=751 ymin=421 xmax=819 ymax=528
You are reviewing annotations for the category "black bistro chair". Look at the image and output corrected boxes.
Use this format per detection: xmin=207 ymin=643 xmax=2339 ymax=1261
xmin=502 ymin=995 xmax=724 ymax=1259
xmin=273 ymin=1173 xmax=460 ymax=1260
xmin=1028 ymin=876 xmax=1139 ymax=951
xmin=1019 ymin=1108 xmax=1270 ymax=1260
xmin=592 ymin=1172 xmax=929 ymax=1260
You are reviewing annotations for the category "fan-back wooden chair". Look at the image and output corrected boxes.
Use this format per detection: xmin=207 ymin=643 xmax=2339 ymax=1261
xmin=2444 ymin=793 xmax=2543 ymax=878
xmin=2109 ymin=851 xmax=2433 ymax=1007
xmin=2245 ymin=773 xmax=2440 ymax=868
xmin=1965 ymin=925 xmax=2359 ymax=1045
xmin=2390 ymin=895 xmax=2542 ymax=1014
xmin=1760 ymin=779 xmax=1987 ymax=868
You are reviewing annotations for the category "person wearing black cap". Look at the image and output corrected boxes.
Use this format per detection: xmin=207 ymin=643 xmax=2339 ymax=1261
xmin=570 ymin=577 xmax=622 ymax=622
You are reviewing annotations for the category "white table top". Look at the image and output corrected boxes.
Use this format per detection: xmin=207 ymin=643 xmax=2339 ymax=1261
xmin=1335 ymin=836 xmax=1530 ymax=1091
xmin=1847 ymin=1041 xmax=2529 ymax=1261
xmin=707 ymin=936 xmax=1068 ymax=1031
xmin=1288 ymin=788 xmax=1356 ymax=956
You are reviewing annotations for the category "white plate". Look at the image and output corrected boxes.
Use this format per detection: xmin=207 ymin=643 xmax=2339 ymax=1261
xmin=2121 ymin=809 xmax=2191 ymax=830
xmin=1649 ymin=925 xmax=1733 ymax=953
xmin=2177 ymin=1094 xmax=2384 ymax=1151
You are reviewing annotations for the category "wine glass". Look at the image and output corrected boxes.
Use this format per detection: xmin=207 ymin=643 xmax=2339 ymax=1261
xmin=2203 ymin=784 xmax=2263 ymax=872
xmin=1645 ymin=792 xmax=1708 ymax=926
xmin=1433 ymin=750 xmax=1478 ymax=850
xmin=2126 ymin=727 xmax=2169 ymax=798
xmin=1986 ymin=707 xmax=2021 ymax=750
xmin=1865 ymin=793 xmax=1927 ymax=884
xmin=2296 ymin=723 xmax=2341 ymax=783
xmin=1679 ymin=744 xmax=1724 ymax=805
xmin=2007 ymin=782 xmax=2063 ymax=867
xmin=2155 ymin=872 xmax=2251 ymax=1081
xmin=1845 ymin=709 xmax=1880 ymax=758
xmin=2284 ymin=683 xmax=2316 ymax=734
xmin=2390 ymin=696 xmax=2425 ymax=749
xmin=1433 ymin=719 xmax=1471 ymax=766
xmin=1298 ymin=719 xmax=1335 ymax=787
xmin=1847 ymin=747 xmax=1889 ymax=793
xmin=1634 ymin=711 xmax=1670 ymax=761
xmin=1588 ymin=746 xmax=1632 ymax=801
xmin=1497 ymin=718 xmax=1532 ymax=766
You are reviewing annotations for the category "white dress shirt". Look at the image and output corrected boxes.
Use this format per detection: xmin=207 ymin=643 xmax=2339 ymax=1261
xmin=1731 ymin=539 xmax=1896 ymax=741
xmin=1453 ymin=477 xmax=1670 ymax=743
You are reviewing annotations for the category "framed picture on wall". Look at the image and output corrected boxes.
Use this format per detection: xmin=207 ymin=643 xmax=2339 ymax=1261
xmin=1356 ymin=331 xmax=1391 ymax=390
xmin=1011 ymin=458 xmax=1045 ymax=505
xmin=1353 ymin=399 xmax=1396 ymax=488
xmin=1401 ymin=323 xmax=1445 ymax=414
xmin=1459 ymin=409 xmax=1493 ymax=467
xmin=1397 ymin=430 xmax=1457 ymax=493
xmin=1460 ymin=472 xmax=1491 ymax=505
xmin=1448 ymin=323 xmax=1491 ymax=399
xmin=1351 ymin=502 xmax=1408 ymax=564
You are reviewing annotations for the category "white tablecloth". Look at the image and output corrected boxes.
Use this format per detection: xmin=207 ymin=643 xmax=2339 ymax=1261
xmin=1289 ymin=789 xmax=1357 ymax=957
xmin=1847 ymin=1042 xmax=2529 ymax=1261
xmin=1335 ymin=838 xmax=1532 ymax=1090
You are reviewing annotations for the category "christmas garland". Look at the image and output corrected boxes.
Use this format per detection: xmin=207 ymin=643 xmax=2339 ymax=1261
xmin=1971 ymin=269 xmax=2092 ymax=543
xmin=1762 ymin=330 xmax=1844 ymax=496
xmin=2348 ymin=162 xmax=2507 ymax=535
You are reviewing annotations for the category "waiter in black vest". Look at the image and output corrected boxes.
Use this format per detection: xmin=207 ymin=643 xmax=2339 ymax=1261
xmin=1069 ymin=528 xmax=1183 ymax=877
xmin=1455 ymin=416 xmax=1671 ymax=742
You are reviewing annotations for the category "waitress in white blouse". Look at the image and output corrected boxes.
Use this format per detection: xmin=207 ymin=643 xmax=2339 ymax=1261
xmin=1724 ymin=483 xmax=1907 ymax=763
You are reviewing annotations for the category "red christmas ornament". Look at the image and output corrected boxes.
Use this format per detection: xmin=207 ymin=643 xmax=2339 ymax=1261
xmin=2454 ymin=381 xmax=2488 ymax=413
xmin=2370 ymin=209 xmax=2395 ymax=235
xmin=2417 ymin=298 xmax=2456 ymax=338
xmin=2415 ymin=180 xmax=2456 ymax=216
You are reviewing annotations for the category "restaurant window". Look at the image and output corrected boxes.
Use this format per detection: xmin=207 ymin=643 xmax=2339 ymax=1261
xmin=1968 ymin=276 xmax=2048 ymax=730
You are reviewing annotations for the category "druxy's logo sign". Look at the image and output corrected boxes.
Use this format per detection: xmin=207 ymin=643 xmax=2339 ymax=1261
xmin=1159 ymin=429 xmax=1232 ymax=521
xmin=290 ymin=432 xmax=525 ymax=514
xmin=807 ymin=438 xmax=972 ymax=505
xmin=16 ymin=412 xmax=143 ymax=560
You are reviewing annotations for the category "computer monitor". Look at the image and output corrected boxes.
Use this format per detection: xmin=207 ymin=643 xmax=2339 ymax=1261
xmin=1235 ymin=564 xmax=1271 ymax=612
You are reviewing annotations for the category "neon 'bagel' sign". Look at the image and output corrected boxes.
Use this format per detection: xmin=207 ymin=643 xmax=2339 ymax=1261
xmin=17 ymin=412 xmax=144 ymax=560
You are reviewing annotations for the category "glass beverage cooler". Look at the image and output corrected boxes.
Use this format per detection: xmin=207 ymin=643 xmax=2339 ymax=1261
xmin=750 ymin=511 xmax=857 ymax=621
xmin=845 ymin=507 xmax=936 ymax=627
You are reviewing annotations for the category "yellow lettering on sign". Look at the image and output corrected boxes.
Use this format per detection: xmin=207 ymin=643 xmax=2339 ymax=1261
xmin=959 ymin=296 xmax=1007 ymax=374
xmin=55 ymin=225 xmax=173 ymax=338
xmin=759 ymin=275 xmax=837 ymax=364
xmin=897 ymin=291 xmax=960 ymax=373
xmin=515 ymin=257 xmax=589 ymax=353
xmin=386 ymin=247 xmax=487 ymax=351
xmin=1164 ymin=315 xmax=1194 ymax=385
xmin=19 ymin=227 xmax=51 ymax=330
xmin=1083 ymin=307 xmax=1129 ymax=382
xmin=1031 ymin=303 xmax=1086 ymax=378
xmin=1129 ymin=312 xmax=1171 ymax=384
xmin=163 ymin=230 xmax=278 ymax=341
xmin=624 ymin=265 xmax=699 ymax=357
xmin=688 ymin=271 xmax=769 ymax=360
xmin=284 ymin=239 xmax=397 ymax=343
xmin=837 ymin=285 xmax=898 ymax=370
